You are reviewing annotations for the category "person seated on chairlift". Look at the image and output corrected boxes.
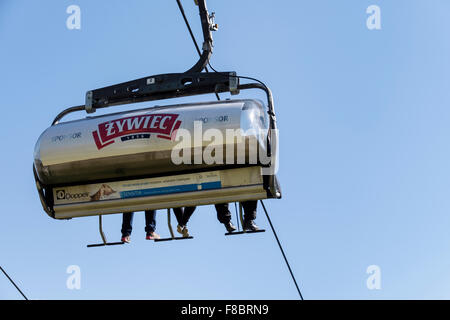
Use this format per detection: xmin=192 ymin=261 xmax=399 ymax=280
xmin=121 ymin=210 xmax=160 ymax=243
xmin=173 ymin=206 xmax=196 ymax=238
xmin=215 ymin=201 xmax=259 ymax=232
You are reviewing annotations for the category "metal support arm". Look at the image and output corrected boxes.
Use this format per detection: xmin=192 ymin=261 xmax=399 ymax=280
xmin=185 ymin=0 xmax=214 ymax=73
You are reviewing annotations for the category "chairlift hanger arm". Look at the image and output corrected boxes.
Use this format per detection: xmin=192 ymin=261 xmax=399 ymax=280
xmin=184 ymin=0 xmax=215 ymax=73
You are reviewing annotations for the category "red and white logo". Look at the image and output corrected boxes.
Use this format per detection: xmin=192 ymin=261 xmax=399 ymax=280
xmin=92 ymin=113 xmax=181 ymax=150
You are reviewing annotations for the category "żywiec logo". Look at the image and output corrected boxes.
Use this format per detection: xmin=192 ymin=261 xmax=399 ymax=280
xmin=92 ymin=114 xmax=181 ymax=150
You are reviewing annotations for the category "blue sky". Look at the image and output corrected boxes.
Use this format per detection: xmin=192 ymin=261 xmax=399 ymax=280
xmin=1 ymin=0 xmax=450 ymax=299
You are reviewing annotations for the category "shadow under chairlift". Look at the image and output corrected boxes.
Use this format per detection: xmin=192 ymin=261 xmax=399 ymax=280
xmin=34 ymin=0 xmax=279 ymax=248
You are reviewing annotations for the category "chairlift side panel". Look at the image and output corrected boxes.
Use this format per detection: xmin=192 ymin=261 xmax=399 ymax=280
xmin=34 ymin=99 xmax=270 ymax=186
xmin=52 ymin=166 xmax=267 ymax=219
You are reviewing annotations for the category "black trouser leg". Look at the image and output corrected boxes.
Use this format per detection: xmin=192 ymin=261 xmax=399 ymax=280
xmin=173 ymin=207 xmax=184 ymax=225
xmin=215 ymin=203 xmax=231 ymax=224
xmin=121 ymin=212 xmax=134 ymax=236
xmin=182 ymin=206 xmax=196 ymax=225
xmin=173 ymin=207 xmax=196 ymax=226
xmin=241 ymin=201 xmax=257 ymax=222
xmin=144 ymin=210 xmax=156 ymax=233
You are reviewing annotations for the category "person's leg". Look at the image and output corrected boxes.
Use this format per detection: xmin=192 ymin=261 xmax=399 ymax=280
xmin=144 ymin=210 xmax=160 ymax=240
xmin=144 ymin=210 xmax=156 ymax=233
xmin=121 ymin=212 xmax=134 ymax=237
xmin=242 ymin=201 xmax=257 ymax=222
xmin=173 ymin=207 xmax=184 ymax=226
xmin=174 ymin=207 xmax=195 ymax=238
xmin=215 ymin=203 xmax=231 ymax=224
xmin=181 ymin=206 xmax=196 ymax=226
xmin=241 ymin=201 xmax=259 ymax=231
xmin=215 ymin=203 xmax=236 ymax=232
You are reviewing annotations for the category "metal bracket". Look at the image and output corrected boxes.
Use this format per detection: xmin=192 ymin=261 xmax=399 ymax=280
xmin=85 ymin=91 xmax=94 ymax=114
xmin=209 ymin=12 xmax=218 ymax=31
xmin=229 ymin=72 xmax=239 ymax=95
